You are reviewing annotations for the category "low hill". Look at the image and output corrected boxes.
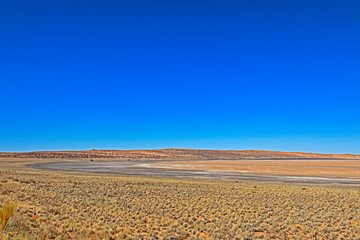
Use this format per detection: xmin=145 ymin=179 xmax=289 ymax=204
xmin=0 ymin=149 xmax=359 ymax=160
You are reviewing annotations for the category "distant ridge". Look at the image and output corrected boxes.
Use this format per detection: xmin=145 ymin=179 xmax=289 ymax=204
xmin=0 ymin=149 xmax=359 ymax=160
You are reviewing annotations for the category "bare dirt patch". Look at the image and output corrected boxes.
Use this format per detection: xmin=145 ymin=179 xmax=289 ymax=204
xmin=153 ymin=159 xmax=360 ymax=178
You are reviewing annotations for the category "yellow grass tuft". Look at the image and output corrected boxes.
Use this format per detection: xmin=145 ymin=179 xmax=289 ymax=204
xmin=0 ymin=205 xmax=14 ymax=231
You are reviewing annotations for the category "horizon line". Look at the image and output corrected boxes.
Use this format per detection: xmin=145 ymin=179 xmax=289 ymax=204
xmin=1 ymin=148 xmax=360 ymax=156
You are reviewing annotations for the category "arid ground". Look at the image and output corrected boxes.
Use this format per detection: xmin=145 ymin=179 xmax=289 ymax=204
xmin=29 ymin=159 xmax=360 ymax=185
xmin=1 ymin=149 xmax=360 ymax=239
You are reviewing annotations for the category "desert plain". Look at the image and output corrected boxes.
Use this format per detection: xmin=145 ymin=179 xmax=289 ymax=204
xmin=1 ymin=149 xmax=360 ymax=239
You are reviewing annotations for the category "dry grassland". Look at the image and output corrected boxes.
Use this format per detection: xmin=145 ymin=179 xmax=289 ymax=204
xmin=1 ymin=159 xmax=360 ymax=239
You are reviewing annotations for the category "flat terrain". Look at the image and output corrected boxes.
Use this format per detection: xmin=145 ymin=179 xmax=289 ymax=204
xmin=2 ymin=150 xmax=360 ymax=239
xmin=29 ymin=159 xmax=360 ymax=185
xmin=6 ymin=149 xmax=360 ymax=185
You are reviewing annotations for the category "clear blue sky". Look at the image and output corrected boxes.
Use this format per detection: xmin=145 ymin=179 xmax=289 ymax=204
xmin=1 ymin=0 xmax=359 ymax=153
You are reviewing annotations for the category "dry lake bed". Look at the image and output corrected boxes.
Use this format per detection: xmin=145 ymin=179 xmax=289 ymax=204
xmin=29 ymin=158 xmax=360 ymax=185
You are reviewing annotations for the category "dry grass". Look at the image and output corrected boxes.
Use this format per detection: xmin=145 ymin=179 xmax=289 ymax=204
xmin=1 ymin=156 xmax=360 ymax=240
xmin=1 ymin=167 xmax=360 ymax=240
xmin=0 ymin=205 xmax=14 ymax=231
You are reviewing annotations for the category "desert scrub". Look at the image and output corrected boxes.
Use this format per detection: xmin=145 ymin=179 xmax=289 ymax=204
xmin=1 ymin=169 xmax=360 ymax=239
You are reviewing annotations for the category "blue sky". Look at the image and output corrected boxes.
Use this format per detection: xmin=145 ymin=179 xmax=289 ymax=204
xmin=1 ymin=0 xmax=359 ymax=153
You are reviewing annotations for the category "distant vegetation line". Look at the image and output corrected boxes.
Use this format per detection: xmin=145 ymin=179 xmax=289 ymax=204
xmin=0 ymin=149 xmax=359 ymax=159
